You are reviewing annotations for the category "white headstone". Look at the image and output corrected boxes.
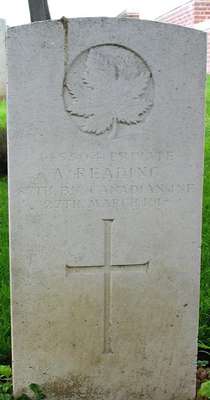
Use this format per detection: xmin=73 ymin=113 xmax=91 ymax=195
xmin=7 ymin=18 xmax=206 ymax=400
xmin=0 ymin=19 xmax=6 ymax=98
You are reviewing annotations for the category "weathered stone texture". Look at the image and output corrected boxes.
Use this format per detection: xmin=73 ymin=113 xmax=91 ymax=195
xmin=7 ymin=18 xmax=206 ymax=400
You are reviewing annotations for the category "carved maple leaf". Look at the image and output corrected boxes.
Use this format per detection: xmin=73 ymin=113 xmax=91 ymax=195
xmin=64 ymin=47 xmax=153 ymax=136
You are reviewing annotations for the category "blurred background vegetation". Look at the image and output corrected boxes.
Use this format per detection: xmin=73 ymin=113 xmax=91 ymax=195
xmin=199 ymin=76 xmax=210 ymax=353
xmin=0 ymin=100 xmax=7 ymax=178
xmin=0 ymin=98 xmax=9 ymax=363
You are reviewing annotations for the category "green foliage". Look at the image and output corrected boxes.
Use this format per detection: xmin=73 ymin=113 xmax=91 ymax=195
xmin=28 ymin=385 xmax=46 ymax=400
xmin=0 ymin=101 xmax=6 ymax=133
xmin=0 ymin=366 xmax=11 ymax=379
xmin=0 ymin=368 xmax=45 ymax=400
xmin=198 ymin=380 xmax=210 ymax=398
xmin=16 ymin=395 xmax=31 ymax=400
xmin=0 ymin=395 xmax=12 ymax=400
xmin=199 ymin=342 xmax=210 ymax=351
xmin=0 ymin=100 xmax=7 ymax=176
xmin=0 ymin=364 xmax=12 ymax=400
xmin=199 ymin=75 xmax=210 ymax=347
xmin=0 ymin=178 xmax=10 ymax=360
xmin=197 ymin=360 xmax=209 ymax=368
xmin=15 ymin=384 xmax=46 ymax=400
xmin=0 ymin=386 xmax=46 ymax=400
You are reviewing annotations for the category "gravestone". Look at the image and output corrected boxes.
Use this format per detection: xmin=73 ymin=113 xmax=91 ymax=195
xmin=0 ymin=19 xmax=6 ymax=98
xmin=7 ymin=18 xmax=206 ymax=400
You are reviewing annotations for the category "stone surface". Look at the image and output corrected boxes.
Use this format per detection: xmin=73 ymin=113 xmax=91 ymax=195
xmin=0 ymin=19 xmax=6 ymax=98
xmin=7 ymin=18 xmax=206 ymax=400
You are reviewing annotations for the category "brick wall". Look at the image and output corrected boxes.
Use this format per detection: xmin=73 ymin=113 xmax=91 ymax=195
xmin=156 ymin=0 xmax=210 ymax=26
xmin=194 ymin=1 xmax=210 ymax=24
xmin=156 ymin=1 xmax=194 ymax=26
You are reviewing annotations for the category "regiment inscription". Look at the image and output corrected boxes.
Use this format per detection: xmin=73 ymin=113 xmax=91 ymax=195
xmin=21 ymin=149 xmax=196 ymax=211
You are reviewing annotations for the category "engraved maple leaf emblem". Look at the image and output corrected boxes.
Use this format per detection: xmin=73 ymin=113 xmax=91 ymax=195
xmin=64 ymin=46 xmax=153 ymax=137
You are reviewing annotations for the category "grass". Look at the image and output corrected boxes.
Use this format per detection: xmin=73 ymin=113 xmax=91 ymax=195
xmin=199 ymin=75 xmax=210 ymax=347
xmin=0 ymin=100 xmax=6 ymax=133
xmin=0 ymin=177 xmax=10 ymax=360
xmin=0 ymin=79 xmax=210 ymax=360
xmin=0 ymin=97 xmax=10 ymax=361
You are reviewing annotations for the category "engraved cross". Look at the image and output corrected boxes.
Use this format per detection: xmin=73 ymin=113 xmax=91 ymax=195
xmin=66 ymin=219 xmax=149 ymax=354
